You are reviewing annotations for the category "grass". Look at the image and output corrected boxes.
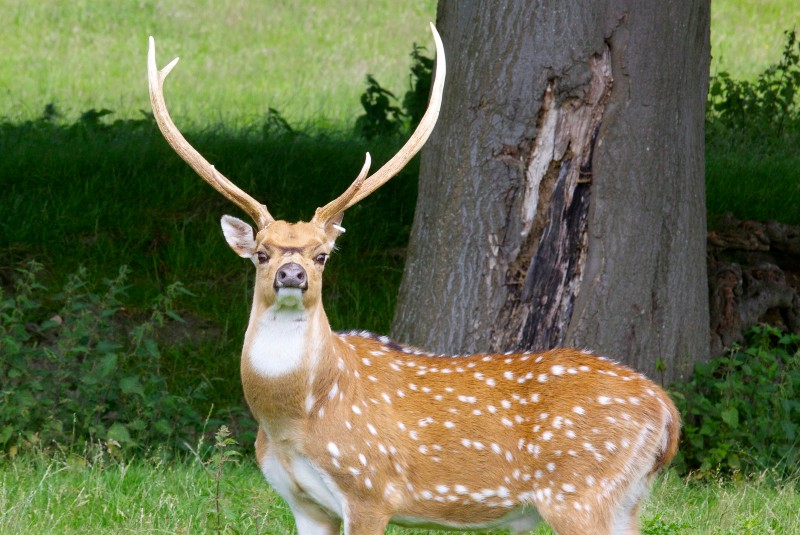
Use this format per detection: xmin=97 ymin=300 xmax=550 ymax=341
xmin=0 ymin=0 xmax=437 ymax=126
xmin=1 ymin=452 xmax=798 ymax=534
xmin=705 ymin=122 xmax=800 ymax=226
xmin=711 ymin=0 xmax=799 ymax=79
xmin=0 ymin=119 xmax=419 ymax=410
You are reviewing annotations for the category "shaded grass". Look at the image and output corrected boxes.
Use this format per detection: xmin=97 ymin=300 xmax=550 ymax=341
xmin=2 ymin=454 xmax=798 ymax=534
xmin=0 ymin=117 xmax=418 ymax=413
xmin=705 ymin=120 xmax=800 ymax=226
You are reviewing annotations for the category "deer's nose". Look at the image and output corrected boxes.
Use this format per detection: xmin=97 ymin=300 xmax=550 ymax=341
xmin=274 ymin=262 xmax=308 ymax=290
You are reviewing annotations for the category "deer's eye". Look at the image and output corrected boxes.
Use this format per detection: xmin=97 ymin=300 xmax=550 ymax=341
xmin=256 ymin=252 xmax=270 ymax=265
xmin=314 ymin=253 xmax=328 ymax=266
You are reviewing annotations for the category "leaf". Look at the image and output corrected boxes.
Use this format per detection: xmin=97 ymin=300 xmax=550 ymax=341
xmin=97 ymin=353 xmax=118 ymax=377
xmin=119 ymin=376 xmax=144 ymax=397
xmin=106 ymin=423 xmax=132 ymax=444
xmin=720 ymin=407 xmax=739 ymax=428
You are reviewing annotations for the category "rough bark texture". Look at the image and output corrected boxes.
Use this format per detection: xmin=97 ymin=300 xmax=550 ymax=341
xmin=392 ymin=1 xmax=711 ymax=382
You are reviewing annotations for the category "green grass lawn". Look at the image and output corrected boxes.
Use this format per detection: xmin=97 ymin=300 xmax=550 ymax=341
xmin=2 ymin=452 xmax=798 ymax=534
xmin=711 ymin=0 xmax=799 ymax=79
xmin=0 ymin=0 xmax=437 ymax=126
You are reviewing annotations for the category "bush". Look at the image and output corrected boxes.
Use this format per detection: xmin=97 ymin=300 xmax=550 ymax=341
xmin=672 ymin=325 xmax=800 ymax=479
xmin=354 ymin=43 xmax=434 ymax=140
xmin=0 ymin=261 xmax=209 ymax=455
xmin=707 ymin=29 xmax=800 ymax=137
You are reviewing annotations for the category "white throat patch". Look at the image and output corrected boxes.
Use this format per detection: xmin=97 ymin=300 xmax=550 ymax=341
xmin=248 ymin=289 xmax=307 ymax=377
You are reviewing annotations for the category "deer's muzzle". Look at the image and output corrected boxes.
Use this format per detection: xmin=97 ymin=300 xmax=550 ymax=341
xmin=274 ymin=262 xmax=308 ymax=291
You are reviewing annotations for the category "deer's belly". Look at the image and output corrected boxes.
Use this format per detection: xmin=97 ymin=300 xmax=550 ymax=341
xmin=391 ymin=503 xmax=542 ymax=532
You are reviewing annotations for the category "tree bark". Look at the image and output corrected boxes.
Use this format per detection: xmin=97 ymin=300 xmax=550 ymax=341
xmin=392 ymin=0 xmax=711 ymax=383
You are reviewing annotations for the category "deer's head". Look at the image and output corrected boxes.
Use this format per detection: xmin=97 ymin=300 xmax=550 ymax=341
xmin=147 ymin=25 xmax=445 ymax=311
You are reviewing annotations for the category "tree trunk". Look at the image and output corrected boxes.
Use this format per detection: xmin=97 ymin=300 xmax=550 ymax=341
xmin=392 ymin=0 xmax=711 ymax=383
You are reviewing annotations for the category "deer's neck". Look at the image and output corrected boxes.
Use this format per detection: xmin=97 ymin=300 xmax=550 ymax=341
xmin=241 ymin=295 xmax=341 ymax=427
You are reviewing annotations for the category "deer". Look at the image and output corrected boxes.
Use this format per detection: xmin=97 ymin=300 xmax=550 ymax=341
xmin=148 ymin=23 xmax=680 ymax=535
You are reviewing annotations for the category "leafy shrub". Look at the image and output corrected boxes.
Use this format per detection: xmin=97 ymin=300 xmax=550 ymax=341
xmin=0 ymin=261 xmax=208 ymax=454
xmin=672 ymin=325 xmax=800 ymax=479
xmin=355 ymin=43 xmax=434 ymax=140
xmin=707 ymin=29 xmax=800 ymax=137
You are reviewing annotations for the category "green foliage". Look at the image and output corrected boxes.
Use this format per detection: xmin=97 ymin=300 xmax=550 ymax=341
xmin=705 ymin=28 xmax=800 ymax=226
xmin=197 ymin=425 xmax=242 ymax=534
xmin=708 ymin=29 xmax=800 ymax=136
xmin=672 ymin=325 xmax=800 ymax=479
xmin=0 ymin=261 xmax=207 ymax=454
xmin=354 ymin=75 xmax=406 ymax=140
xmin=642 ymin=513 xmax=690 ymax=535
xmin=355 ymin=43 xmax=434 ymax=140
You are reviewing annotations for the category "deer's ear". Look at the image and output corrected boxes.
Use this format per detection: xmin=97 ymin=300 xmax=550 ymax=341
xmin=323 ymin=212 xmax=346 ymax=243
xmin=221 ymin=215 xmax=256 ymax=258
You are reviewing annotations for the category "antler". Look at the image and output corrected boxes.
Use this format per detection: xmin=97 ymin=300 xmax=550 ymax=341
xmin=311 ymin=22 xmax=446 ymax=228
xmin=148 ymin=37 xmax=275 ymax=230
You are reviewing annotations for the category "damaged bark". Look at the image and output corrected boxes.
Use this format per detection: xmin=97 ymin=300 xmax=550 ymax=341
xmin=497 ymin=53 xmax=612 ymax=351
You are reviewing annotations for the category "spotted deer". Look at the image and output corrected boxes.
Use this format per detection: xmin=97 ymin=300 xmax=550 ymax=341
xmin=148 ymin=24 xmax=679 ymax=535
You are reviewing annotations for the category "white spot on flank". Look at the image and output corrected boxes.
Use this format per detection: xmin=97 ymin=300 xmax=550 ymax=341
xmin=504 ymin=371 xmax=514 ymax=380
xmin=328 ymin=383 xmax=339 ymax=399
xmin=352 ymin=405 xmax=362 ymax=415
xmin=501 ymin=399 xmax=511 ymax=409
xmin=551 ymin=365 xmax=565 ymax=376
xmin=358 ymin=453 xmax=368 ymax=466
xmin=573 ymin=406 xmax=585 ymax=415
xmin=327 ymin=442 xmax=340 ymax=457
xmin=537 ymin=374 xmax=548 ymax=383
xmin=444 ymin=421 xmax=456 ymax=429
xmin=562 ymin=483 xmax=576 ymax=493
xmin=597 ymin=396 xmax=612 ymax=405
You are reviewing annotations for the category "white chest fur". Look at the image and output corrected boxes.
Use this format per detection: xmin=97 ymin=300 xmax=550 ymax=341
xmin=248 ymin=305 xmax=307 ymax=377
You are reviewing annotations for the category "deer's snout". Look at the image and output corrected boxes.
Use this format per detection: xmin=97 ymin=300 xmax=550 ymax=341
xmin=274 ymin=262 xmax=308 ymax=291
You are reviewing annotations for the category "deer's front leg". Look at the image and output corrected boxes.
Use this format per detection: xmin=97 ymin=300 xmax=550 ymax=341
xmin=344 ymin=507 xmax=390 ymax=535
xmin=292 ymin=507 xmax=341 ymax=535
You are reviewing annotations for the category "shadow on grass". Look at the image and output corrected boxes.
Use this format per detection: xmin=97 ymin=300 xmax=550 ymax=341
xmin=0 ymin=110 xmax=419 ymax=412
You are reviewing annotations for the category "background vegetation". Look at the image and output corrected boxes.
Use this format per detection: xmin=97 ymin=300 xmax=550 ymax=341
xmin=1 ymin=0 xmax=799 ymax=533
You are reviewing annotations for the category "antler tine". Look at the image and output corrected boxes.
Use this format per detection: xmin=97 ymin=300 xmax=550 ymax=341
xmin=344 ymin=22 xmax=446 ymax=210
xmin=312 ymin=152 xmax=371 ymax=228
xmin=147 ymin=37 xmax=274 ymax=230
xmin=310 ymin=23 xmax=446 ymax=227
